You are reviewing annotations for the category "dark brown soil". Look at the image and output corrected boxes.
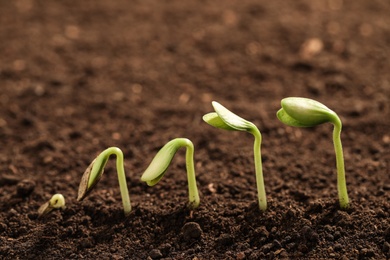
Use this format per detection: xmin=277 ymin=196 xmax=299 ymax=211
xmin=1 ymin=0 xmax=389 ymax=259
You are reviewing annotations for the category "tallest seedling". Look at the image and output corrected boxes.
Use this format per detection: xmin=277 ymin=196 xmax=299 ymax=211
xmin=203 ymin=101 xmax=267 ymax=211
xmin=277 ymin=97 xmax=349 ymax=209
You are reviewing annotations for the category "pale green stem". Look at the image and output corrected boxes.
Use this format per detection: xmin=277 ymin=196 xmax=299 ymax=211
xmin=177 ymin=138 xmax=200 ymax=208
xmin=100 ymin=147 xmax=132 ymax=215
xmin=251 ymin=127 xmax=267 ymax=211
xmin=332 ymin=119 xmax=349 ymax=209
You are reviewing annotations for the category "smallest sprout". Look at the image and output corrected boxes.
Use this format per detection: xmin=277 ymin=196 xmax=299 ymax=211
xmin=141 ymin=138 xmax=200 ymax=209
xmin=38 ymin=194 xmax=66 ymax=218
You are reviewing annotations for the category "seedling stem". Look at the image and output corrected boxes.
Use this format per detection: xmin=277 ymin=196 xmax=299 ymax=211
xmin=141 ymin=138 xmax=200 ymax=208
xmin=78 ymin=147 xmax=131 ymax=215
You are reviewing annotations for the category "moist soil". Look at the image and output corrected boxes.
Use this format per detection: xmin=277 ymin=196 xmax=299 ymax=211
xmin=0 ymin=1 xmax=389 ymax=259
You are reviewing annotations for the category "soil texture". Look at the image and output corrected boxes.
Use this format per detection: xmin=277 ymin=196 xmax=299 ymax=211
xmin=0 ymin=0 xmax=389 ymax=259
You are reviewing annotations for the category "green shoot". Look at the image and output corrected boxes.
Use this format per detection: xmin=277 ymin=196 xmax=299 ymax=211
xmin=38 ymin=194 xmax=66 ymax=218
xmin=277 ymin=97 xmax=349 ymax=209
xmin=203 ymin=101 xmax=267 ymax=211
xmin=77 ymin=147 xmax=131 ymax=216
xmin=141 ymin=138 xmax=200 ymax=209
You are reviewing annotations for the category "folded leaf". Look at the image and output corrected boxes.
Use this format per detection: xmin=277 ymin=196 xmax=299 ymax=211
xmin=203 ymin=112 xmax=236 ymax=131
xmin=280 ymin=97 xmax=336 ymax=127
xmin=141 ymin=140 xmax=182 ymax=186
xmin=211 ymin=101 xmax=254 ymax=132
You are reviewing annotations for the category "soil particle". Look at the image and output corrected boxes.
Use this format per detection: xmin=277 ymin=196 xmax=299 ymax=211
xmin=181 ymin=222 xmax=203 ymax=241
xmin=15 ymin=179 xmax=35 ymax=197
xmin=300 ymin=225 xmax=319 ymax=244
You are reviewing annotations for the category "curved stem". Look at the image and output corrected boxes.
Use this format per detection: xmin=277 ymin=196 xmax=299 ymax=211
xmin=332 ymin=119 xmax=349 ymax=209
xmin=100 ymin=147 xmax=132 ymax=215
xmin=251 ymin=127 xmax=267 ymax=211
xmin=177 ymin=138 xmax=200 ymax=208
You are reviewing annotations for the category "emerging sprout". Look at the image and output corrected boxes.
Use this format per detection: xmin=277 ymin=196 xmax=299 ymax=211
xmin=277 ymin=97 xmax=349 ymax=209
xmin=77 ymin=147 xmax=131 ymax=216
xmin=203 ymin=101 xmax=267 ymax=211
xmin=38 ymin=194 xmax=66 ymax=218
xmin=141 ymin=138 xmax=200 ymax=209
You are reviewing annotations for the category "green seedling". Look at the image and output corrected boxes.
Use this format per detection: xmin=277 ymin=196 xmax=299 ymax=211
xmin=141 ymin=138 xmax=200 ymax=209
xmin=38 ymin=194 xmax=66 ymax=218
xmin=77 ymin=147 xmax=131 ymax=215
xmin=277 ymin=97 xmax=349 ymax=209
xmin=203 ymin=101 xmax=267 ymax=211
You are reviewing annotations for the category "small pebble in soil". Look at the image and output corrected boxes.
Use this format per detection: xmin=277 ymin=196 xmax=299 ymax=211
xmin=149 ymin=249 xmax=163 ymax=259
xmin=301 ymin=225 xmax=319 ymax=243
xmin=16 ymin=179 xmax=35 ymax=197
xmin=181 ymin=222 xmax=202 ymax=240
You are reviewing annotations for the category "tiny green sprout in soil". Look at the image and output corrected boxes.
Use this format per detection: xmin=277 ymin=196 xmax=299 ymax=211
xmin=77 ymin=147 xmax=132 ymax=216
xmin=277 ymin=97 xmax=350 ymax=209
xmin=203 ymin=101 xmax=267 ymax=211
xmin=141 ymin=138 xmax=200 ymax=209
xmin=38 ymin=193 xmax=66 ymax=218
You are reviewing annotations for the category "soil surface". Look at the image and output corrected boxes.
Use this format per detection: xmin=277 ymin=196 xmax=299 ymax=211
xmin=1 ymin=0 xmax=389 ymax=259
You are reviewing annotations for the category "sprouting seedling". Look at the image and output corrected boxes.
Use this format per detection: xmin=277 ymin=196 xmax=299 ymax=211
xmin=277 ymin=97 xmax=349 ymax=209
xmin=38 ymin=194 xmax=66 ymax=218
xmin=141 ymin=138 xmax=200 ymax=209
xmin=203 ymin=101 xmax=267 ymax=211
xmin=77 ymin=147 xmax=131 ymax=216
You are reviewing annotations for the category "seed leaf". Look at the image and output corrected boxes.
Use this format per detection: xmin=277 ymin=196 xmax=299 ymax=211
xmin=77 ymin=155 xmax=108 ymax=201
xmin=141 ymin=140 xmax=182 ymax=186
xmin=279 ymin=97 xmax=335 ymax=127
xmin=202 ymin=112 xmax=236 ymax=131
xmin=276 ymin=108 xmax=308 ymax=127
xmin=211 ymin=101 xmax=254 ymax=132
